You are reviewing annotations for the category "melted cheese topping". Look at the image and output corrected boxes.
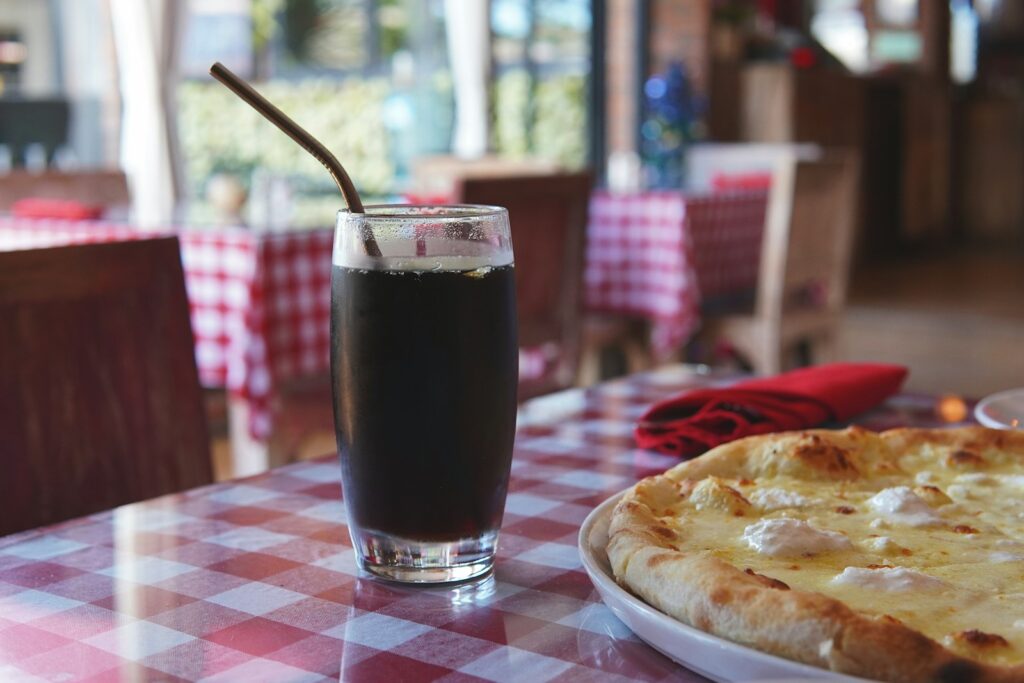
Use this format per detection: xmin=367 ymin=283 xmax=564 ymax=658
xmin=651 ymin=429 xmax=1024 ymax=666
xmin=743 ymin=518 xmax=852 ymax=556
xmin=864 ymin=536 xmax=901 ymax=554
xmin=831 ymin=566 xmax=945 ymax=591
xmin=866 ymin=487 xmax=944 ymax=527
xmin=747 ymin=487 xmax=814 ymax=511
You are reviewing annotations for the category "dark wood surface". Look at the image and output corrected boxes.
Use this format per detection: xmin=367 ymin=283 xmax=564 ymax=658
xmin=0 ymin=238 xmax=212 ymax=536
xmin=455 ymin=172 xmax=592 ymax=400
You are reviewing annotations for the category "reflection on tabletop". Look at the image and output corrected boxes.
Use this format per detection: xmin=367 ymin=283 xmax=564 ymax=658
xmin=0 ymin=366 xmax=978 ymax=681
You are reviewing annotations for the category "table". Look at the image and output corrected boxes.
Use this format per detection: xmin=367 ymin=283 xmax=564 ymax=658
xmin=0 ymin=216 xmax=332 ymax=449
xmin=0 ymin=366 xmax=972 ymax=682
xmin=2 ymin=189 xmax=768 ymax=444
xmin=0 ymin=217 xmax=553 ymax=460
xmin=584 ymin=189 xmax=768 ymax=359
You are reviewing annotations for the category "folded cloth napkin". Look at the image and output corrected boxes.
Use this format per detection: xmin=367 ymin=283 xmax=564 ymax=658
xmin=635 ymin=363 xmax=908 ymax=458
xmin=12 ymin=198 xmax=104 ymax=221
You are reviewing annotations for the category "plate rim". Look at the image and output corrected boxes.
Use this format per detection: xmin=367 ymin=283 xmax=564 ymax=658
xmin=974 ymin=387 xmax=1024 ymax=430
xmin=578 ymin=488 xmax=875 ymax=683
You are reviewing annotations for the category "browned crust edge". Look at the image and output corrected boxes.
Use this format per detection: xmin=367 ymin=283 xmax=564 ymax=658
xmin=607 ymin=426 xmax=1024 ymax=683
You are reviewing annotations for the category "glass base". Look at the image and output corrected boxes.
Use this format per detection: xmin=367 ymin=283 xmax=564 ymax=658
xmin=353 ymin=528 xmax=498 ymax=585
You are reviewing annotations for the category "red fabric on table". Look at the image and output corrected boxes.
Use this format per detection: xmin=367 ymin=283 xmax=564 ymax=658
xmin=12 ymin=198 xmax=105 ymax=220
xmin=635 ymin=363 xmax=908 ymax=457
xmin=710 ymin=172 xmax=773 ymax=191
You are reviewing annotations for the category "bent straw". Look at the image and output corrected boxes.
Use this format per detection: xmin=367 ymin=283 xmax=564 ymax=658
xmin=209 ymin=62 xmax=381 ymax=257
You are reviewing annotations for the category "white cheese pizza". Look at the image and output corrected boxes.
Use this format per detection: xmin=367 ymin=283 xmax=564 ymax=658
xmin=607 ymin=426 xmax=1024 ymax=682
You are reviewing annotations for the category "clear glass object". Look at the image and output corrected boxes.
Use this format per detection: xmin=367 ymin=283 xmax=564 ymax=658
xmin=331 ymin=205 xmax=518 ymax=583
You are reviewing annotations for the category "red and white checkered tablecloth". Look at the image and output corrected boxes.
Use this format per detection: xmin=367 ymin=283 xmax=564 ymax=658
xmin=0 ymin=216 xmax=333 ymax=440
xmin=0 ymin=367 xmax=971 ymax=682
xmin=584 ymin=189 xmax=768 ymax=359
xmin=182 ymin=227 xmax=335 ymax=439
xmin=684 ymin=190 xmax=768 ymax=302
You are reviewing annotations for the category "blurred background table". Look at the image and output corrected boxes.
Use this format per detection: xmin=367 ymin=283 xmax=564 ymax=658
xmin=0 ymin=186 xmax=769 ymax=478
xmin=584 ymin=188 xmax=769 ymax=359
xmin=0 ymin=365 xmax=975 ymax=682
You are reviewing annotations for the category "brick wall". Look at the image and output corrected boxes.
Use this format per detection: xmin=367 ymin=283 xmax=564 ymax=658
xmin=649 ymin=0 xmax=711 ymax=94
xmin=602 ymin=0 xmax=712 ymax=157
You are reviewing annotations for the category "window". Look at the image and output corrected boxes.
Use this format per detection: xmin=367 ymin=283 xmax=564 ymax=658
xmin=492 ymin=0 xmax=591 ymax=166
xmin=178 ymin=0 xmax=594 ymax=227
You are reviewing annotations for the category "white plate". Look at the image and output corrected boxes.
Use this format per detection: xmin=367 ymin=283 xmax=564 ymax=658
xmin=578 ymin=491 xmax=874 ymax=683
xmin=975 ymin=388 xmax=1024 ymax=430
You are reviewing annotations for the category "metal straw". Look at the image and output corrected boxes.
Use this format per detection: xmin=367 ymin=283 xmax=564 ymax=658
xmin=209 ymin=62 xmax=381 ymax=257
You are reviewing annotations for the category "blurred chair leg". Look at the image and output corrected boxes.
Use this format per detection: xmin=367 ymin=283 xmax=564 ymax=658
xmin=580 ymin=314 xmax=651 ymax=385
xmin=227 ymin=397 xmax=270 ymax=477
xmin=267 ymin=423 xmax=299 ymax=470
xmin=763 ymin=347 xmax=785 ymax=375
xmin=267 ymin=374 xmax=338 ymax=467
xmin=577 ymin=342 xmax=602 ymax=386
xmin=747 ymin=329 xmax=783 ymax=376
xmin=618 ymin=325 xmax=651 ymax=374
xmin=814 ymin=330 xmax=840 ymax=365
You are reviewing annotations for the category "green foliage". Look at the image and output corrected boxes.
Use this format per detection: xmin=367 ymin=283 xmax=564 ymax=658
xmin=534 ymin=73 xmax=586 ymax=167
xmin=177 ymin=77 xmax=394 ymax=200
xmin=377 ymin=0 xmax=408 ymax=59
xmin=492 ymin=69 xmax=586 ymax=168
xmin=252 ymin=0 xmax=285 ymax=51
xmin=178 ymin=69 xmax=586 ymax=226
xmin=493 ymin=70 xmax=530 ymax=157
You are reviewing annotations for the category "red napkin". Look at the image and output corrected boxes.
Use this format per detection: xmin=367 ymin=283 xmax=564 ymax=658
xmin=635 ymin=363 xmax=908 ymax=457
xmin=12 ymin=198 xmax=104 ymax=221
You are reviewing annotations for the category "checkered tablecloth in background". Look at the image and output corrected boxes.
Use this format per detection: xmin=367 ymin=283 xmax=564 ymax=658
xmin=684 ymin=190 xmax=768 ymax=301
xmin=0 ymin=217 xmax=332 ymax=440
xmin=0 ymin=366 xmax=970 ymax=681
xmin=584 ymin=189 xmax=768 ymax=359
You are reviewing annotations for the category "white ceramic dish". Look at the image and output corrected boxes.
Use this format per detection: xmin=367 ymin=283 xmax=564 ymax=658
xmin=975 ymin=388 xmax=1024 ymax=430
xmin=578 ymin=491 xmax=874 ymax=683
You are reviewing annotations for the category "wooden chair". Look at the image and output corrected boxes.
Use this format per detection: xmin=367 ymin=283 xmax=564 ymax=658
xmin=454 ymin=172 xmax=592 ymax=401
xmin=0 ymin=238 xmax=212 ymax=536
xmin=699 ymin=150 xmax=860 ymax=375
xmin=577 ymin=314 xmax=653 ymax=386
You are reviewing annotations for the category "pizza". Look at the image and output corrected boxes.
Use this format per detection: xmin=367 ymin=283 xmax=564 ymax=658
xmin=606 ymin=426 xmax=1024 ymax=682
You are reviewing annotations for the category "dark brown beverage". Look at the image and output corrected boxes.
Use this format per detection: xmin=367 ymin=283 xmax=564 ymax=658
xmin=330 ymin=263 xmax=518 ymax=542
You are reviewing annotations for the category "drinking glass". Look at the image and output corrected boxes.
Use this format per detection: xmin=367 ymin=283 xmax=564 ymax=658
xmin=330 ymin=205 xmax=518 ymax=583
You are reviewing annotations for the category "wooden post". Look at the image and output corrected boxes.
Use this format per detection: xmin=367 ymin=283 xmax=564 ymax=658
xmin=921 ymin=0 xmax=951 ymax=83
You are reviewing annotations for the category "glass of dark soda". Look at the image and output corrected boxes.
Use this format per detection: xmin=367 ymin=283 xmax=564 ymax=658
xmin=331 ymin=205 xmax=518 ymax=583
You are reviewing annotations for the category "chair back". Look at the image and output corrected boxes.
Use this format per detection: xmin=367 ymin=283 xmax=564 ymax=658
xmin=454 ymin=172 xmax=592 ymax=400
xmin=0 ymin=238 xmax=212 ymax=535
xmin=756 ymin=150 xmax=860 ymax=321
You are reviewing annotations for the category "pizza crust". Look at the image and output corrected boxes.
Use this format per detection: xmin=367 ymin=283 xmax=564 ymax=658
xmin=607 ymin=427 xmax=1024 ymax=683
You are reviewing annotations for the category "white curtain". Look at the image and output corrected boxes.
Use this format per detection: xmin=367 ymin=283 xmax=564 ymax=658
xmin=109 ymin=0 xmax=183 ymax=228
xmin=444 ymin=0 xmax=491 ymax=158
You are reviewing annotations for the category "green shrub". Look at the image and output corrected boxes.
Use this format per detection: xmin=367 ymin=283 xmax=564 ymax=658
xmin=493 ymin=69 xmax=586 ymax=168
xmin=178 ymin=77 xmax=394 ymax=198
